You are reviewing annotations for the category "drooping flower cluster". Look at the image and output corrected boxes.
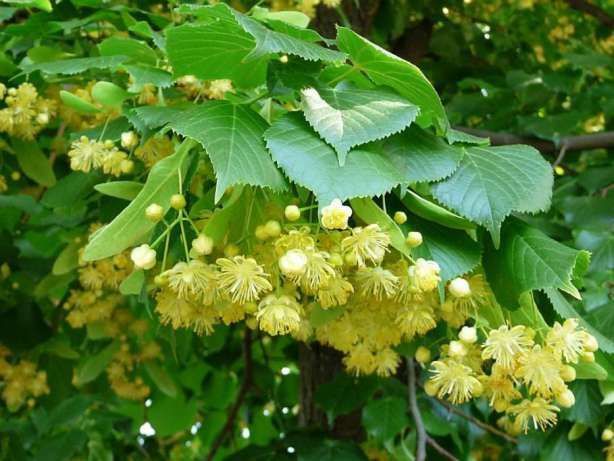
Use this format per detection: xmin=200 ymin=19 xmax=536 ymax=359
xmin=0 ymin=345 xmax=49 ymax=412
xmin=425 ymin=319 xmax=599 ymax=434
xmin=0 ymin=83 xmax=56 ymax=139
xmin=67 ymin=136 xmax=134 ymax=176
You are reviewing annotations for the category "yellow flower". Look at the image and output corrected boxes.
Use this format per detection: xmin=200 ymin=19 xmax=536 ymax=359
xmin=256 ymin=294 xmax=302 ymax=336
xmin=374 ymin=348 xmax=400 ymax=377
xmin=482 ymin=325 xmax=534 ymax=370
xmin=216 ymin=256 xmax=272 ymax=303
xmin=427 ymin=358 xmax=483 ymax=404
xmin=507 ymin=398 xmax=559 ymax=433
xmin=343 ymin=343 xmax=376 ymax=375
xmin=164 ymin=260 xmax=218 ymax=304
xmin=68 ymin=136 xmax=106 ymax=173
xmin=204 ymin=79 xmax=233 ymax=100
xmin=342 ymin=224 xmax=390 ymax=267
xmin=317 ymin=273 xmax=354 ymax=308
xmin=408 ymin=258 xmax=441 ymax=292
xmin=354 ymin=266 xmax=398 ymax=300
xmin=279 ymin=249 xmax=308 ymax=277
xmin=293 ymin=249 xmax=336 ymax=294
xmin=515 ymin=345 xmax=566 ymax=398
xmin=396 ymin=303 xmax=437 ymax=338
xmin=480 ymin=365 xmax=522 ymax=412
xmin=321 ymin=198 xmax=352 ymax=230
xmin=545 ymin=318 xmax=586 ymax=363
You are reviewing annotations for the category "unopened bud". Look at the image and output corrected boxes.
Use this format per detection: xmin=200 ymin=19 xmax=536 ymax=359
xmin=170 ymin=194 xmax=186 ymax=210
xmin=459 ymin=326 xmax=477 ymax=344
xmin=449 ymin=277 xmax=471 ymax=298
xmin=145 ymin=203 xmax=164 ymax=222
xmin=284 ymin=205 xmax=301 ymax=221
xmin=405 ymin=231 xmax=423 ymax=248
xmin=264 ymin=220 xmax=281 ymax=238
xmin=192 ymin=234 xmax=214 ymax=255
xmin=393 ymin=211 xmax=407 ymax=225
xmin=121 ymin=131 xmax=139 ymax=149
xmin=415 ymin=346 xmax=431 ymax=364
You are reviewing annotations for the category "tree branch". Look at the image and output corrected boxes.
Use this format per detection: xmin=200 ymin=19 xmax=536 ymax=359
xmin=206 ymin=329 xmax=253 ymax=461
xmin=563 ymin=0 xmax=614 ymax=27
xmin=433 ymin=399 xmax=518 ymax=444
xmin=455 ymin=127 xmax=614 ymax=155
xmin=407 ymin=358 xmax=427 ymax=461
xmin=426 ymin=436 xmax=459 ymax=461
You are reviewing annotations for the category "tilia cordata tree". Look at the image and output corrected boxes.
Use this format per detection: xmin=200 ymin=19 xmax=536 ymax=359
xmin=1 ymin=2 xmax=611 ymax=460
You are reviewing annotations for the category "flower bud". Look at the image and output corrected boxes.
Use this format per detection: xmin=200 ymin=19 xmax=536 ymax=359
xmin=459 ymin=326 xmax=477 ymax=344
xmin=265 ymin=220 xmax=281 ymax=238
xmin=154 ymin=274 xmax=167 ymax=286
xmin=415 ymin=346 xmax=431 ymax=364
xmin=145 ymin=203 xmax=164 ymax=222
xmin=393 ymin=211 xmax=407 ymax=225
xmin=602 ymin=428 xmax=614 ymax=442
xmin=10 ymin=171 xmax=20 ymax=181
xmin=449 ymin=277 xmax=471 ymax=298
xmin=472 ymin=381 xmax=483 ymax=397
xmin=284 ymin=205 xmax=301 ymax=221
xmin=556 ymin=389 xmax=575 ymax=408
xmin=280 ymin=55 xmax=289 ymax=64
xmin=424 ymin=380 xmax=438 ymax=397
xmin=583 ymin=334 xmax=598 ymax=352
xmin=328 ymin=253 xmax=343 ymax=267
xmin=170 ymin=194 xmax=186 ymax=210
xmin=279 ymin=249 xmax=308 ymax=276
xmin=120 ymin=159 xmax=134 ymax=174
xmin=448 ymin=340 xmax=466 ymax=357
xmin=36 ymin=112 xmax=49 ymax=125
xmin=581 ymin=351 xmax=595 ymax=362
xmin=321 ymin=198 xmax=352 ymax=230
xmin=121 ymin=131 xmax=139 ymax=149
xmin=405 ymin=231 xmax=423 ymax=248
xmin=255 ymin=225 xmax=269 ymax=241
xmin=224 ymin=243 xmax=240 ymax=257
xmin=560 ymin=365 xmax=576 ymax=382
xmin=130 ymin=244 xmax=157 ymax=270
xmin=192 ymin=234 xmax=214 ymax=255
xmin=408 ymin=258 xmax=440 ymax=292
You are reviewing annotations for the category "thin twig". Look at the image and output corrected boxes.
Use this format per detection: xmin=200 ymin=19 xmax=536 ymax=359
xmin=426 ymin=436 xmax=459 ymax=461
xmin=434 ymin=399 xmax=518 ymax=444
xmin=206 ymin=329 xmax=253 ymax=461
xmin=407 ymin=358 xmax=427 ymax=461
xmin=553 ymin=143 xmax=568 ymax=168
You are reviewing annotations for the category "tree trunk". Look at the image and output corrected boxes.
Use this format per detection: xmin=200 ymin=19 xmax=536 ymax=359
xmin=298 ymin=342 xmax=365 ymax=441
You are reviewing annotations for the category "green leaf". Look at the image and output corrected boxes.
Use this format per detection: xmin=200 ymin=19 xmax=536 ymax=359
xmin=148 ymin=394 xmax=197 ymax=437
xmin=231 ymin=9 xmax=346 ymax=63
xmin=254 ymin=9 xmax=310 ymax=28
xmin=483 ymin=219 xmax=589 ymax=308
xmin=167 ymin=101 xmax=286 ymax=202
xmin=315 ymin=373 xmax=378 ymax=419
xmin=431 ymin=145 xmax=553 ymax=247
xmin=543 ymin=428 xmax=600 ymax=461
xmin=362 ymin=397 xmax=409 ymax=441
xmin=300 ymin=85 xmax=419 ymax=165
xmin=598 ymin=380 xmax=614 ymax=405
xmin=265 ymin=113 xmax=404 ymax=206
xmin=166 ymin=6 xmax=268 ymax=88
xmin=298 ymin=440 xmax=369 ymax=461
xmin=91 ymin=81 xmax=131 ymax=107
xmin=59 ymin=90 xmax=100 ymax=114
xmin=94 ymin=181 xmax=143 ymax=200
xmin=399 ymin=189 xmax=475 ymax=230
xmin=544 ymin=288 xmax=614 ymax=354
xmin=573 ymin=361 xmax=608 ymax=381
xmin=130 ymin=105 xmax=187 ymax=130
xmin=445 ymin=127 xmax=490 ymax=146
xmin=13 ymin=139 xmax=56 ymax=187
xmin=337 ymin=27 xmax=447 ymax=131
xmin=562 ymin=381 xmax=606 ymax=427
xmin=383 ymin=125 xmax=463 ymax=184
xmin=119 ymin=270 xmax=144 ymax=295
xmin=52 ymin=242 xmax=79 ymax=275
xmin=567 ymin=422 xmax=588 ymax=441
xmin=98 ymin=36 xmax=157 ymax=65
xmin=124 ymin=64 xmax=173 ymax=90
xmin=144 ymin=362 xmax=179 ymax=398
xmin=410 ymin=215 xmax=481 ymax=282
xmin=21 ymin=55 xmax=127 ymax=75
xmin=73 ymin=341 xmax=119 ymax=386
xmin=83 ymin=139 xmax=196 ymax=261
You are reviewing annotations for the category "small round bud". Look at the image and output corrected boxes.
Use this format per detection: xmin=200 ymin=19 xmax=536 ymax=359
xmin=244 ymin=303 xmax=258 ymax=314
xmin=145 ymin=203 xmax=164 ymax=222
xmin=121 ymin=131 xmax=139 ymax=149
xmin=344 ymin=252 xmax=358 ymax=266
xmin=255 ymin=225 xmax=268 ymax=241
xmin=584 ymin=334 xmax=598 ymax=352
xmin=415 ymin=346 xmax=431 ymax=364
xmin=264 ymin=220 xmax=281 ymax=238
xmin=472 ymin=381 xmax=483 ymax=397
xmin=449 ymin=277 xmax=471 ymax=298
xmin=393 ymin=211 xmax=407 ymax=225
xmin=459 ymin=326 xmax=477 ymax=344
xmin=8 ymin=88 xmax=16 ymax=96
xmin=424 ymin=380 xmax=438 ymax=397
xmin=224 ymin=244 xmax=240 ymax=257
xmin=120 ymin=159 xmax=134 ymax=174
xmin=130 ymin=244 xmax=157 ymax=270
xmin=494 ymin=400 xmax=509 ymax=412
xmin=556 ymin=389 xmax=575 ymax=408
xmin=154 ymin=275 xmax=167 ymax=286
xmin=170 ymin=194 xmax=186 ymax=210
xmin=192 ymin=234 xmax=214 ymax=256
xmin=279 ymin=249 xmax=308 ymax=276
xmin=405 ymin=231 xmax=423 ymax=248
xmin=104 ymin=140 xmax=115 ymax=149
xmin=581 ymin=351 xmax=595 ymax=363
xmin=448 ymin=340 xmax=466 ymax=357
xmin=602 ymin=429 xmax=614 ymax=442
xmin=10 ymin=171 xmax=21 ymax=181
xmin=284 ymin=205 xmax=301 ymax=221
xmin=280 ymin=55 xmax=289 ymax=63
xmin=560 ymin=365 xmax=576 ymax=382
xmin=329 ymin=253 xmax=343 ymax=267
xmin=36 ymin=112 xmax=49 ymax=125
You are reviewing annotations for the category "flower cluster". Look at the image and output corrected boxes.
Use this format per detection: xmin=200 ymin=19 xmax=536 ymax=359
xmin=425 ymin=319 xmax=599 ymax=434
xmin=67 ymin=136 xmax=134 ymax=176
xmin=58 ymin=82 xmax=119 ymax=130
xmin=0 ymin=83 xmax=56 ymax=139
xmin=176 ymin=76 xmax=234 ymax=100
xmin=134 ymin=134 xmax=174 ymax=168
xmin=0 ymin=345 xmax=49 ymax=412
xmin=603 ymin=427 xmax=614 ymax=461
